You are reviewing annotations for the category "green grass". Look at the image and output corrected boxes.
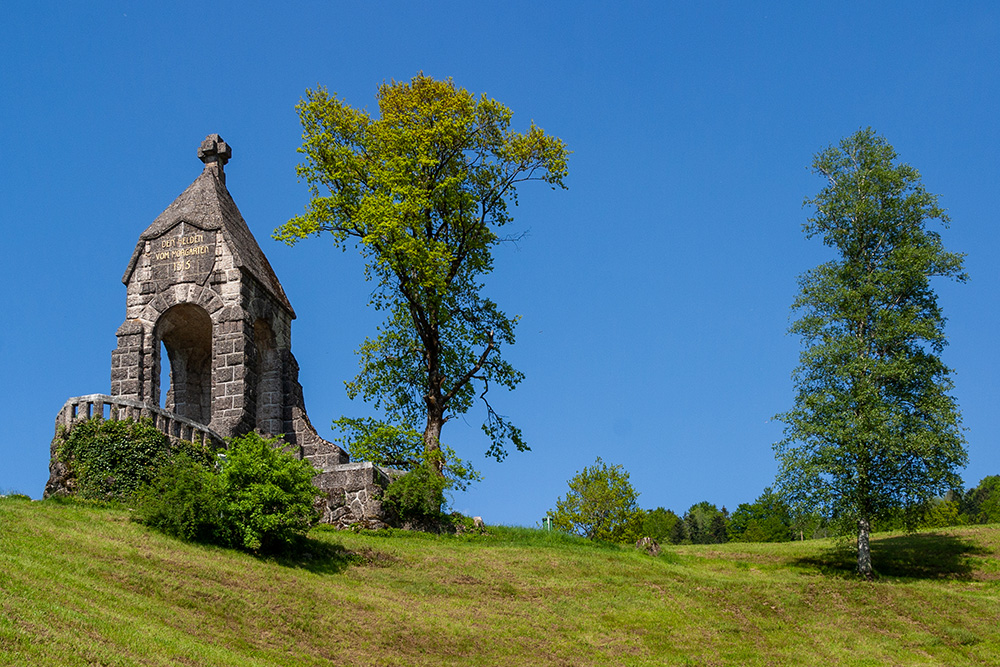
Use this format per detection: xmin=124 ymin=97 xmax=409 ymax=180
xmin=2 ymin=497 xmax=999 ymax=666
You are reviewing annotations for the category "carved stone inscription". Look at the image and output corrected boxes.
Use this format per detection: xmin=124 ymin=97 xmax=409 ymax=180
xmin=148 ymin=223 xmax=216 ymax=284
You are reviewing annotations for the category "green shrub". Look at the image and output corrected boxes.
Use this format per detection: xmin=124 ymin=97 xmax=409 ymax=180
xmin=133 ymin=455 xmax=224 ymax=543
xmin=550 ymin=458 xmax=644 ymax=543
xmin=216 ymin=432 xmax=321 ymax=552
xmin=381 ymin=458 xmax=448 ymax=528
xmin=134 ymin=432 xmax=322 ymax=552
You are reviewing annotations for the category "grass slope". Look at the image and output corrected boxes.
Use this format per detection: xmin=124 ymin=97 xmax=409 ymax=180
xmin=1 ymin=496 xmax=998 ymax=666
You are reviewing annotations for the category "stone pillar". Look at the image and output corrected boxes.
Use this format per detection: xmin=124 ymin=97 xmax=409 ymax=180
xmin=210 ymin=310 xmax=254 ymax=437
xmin=110 ymin=320 xmax=147 ymax=402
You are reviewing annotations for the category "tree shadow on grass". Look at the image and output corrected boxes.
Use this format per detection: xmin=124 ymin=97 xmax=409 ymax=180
xmin=264 ymin=535 xmax=399 ymax=576
xmin=792 ymin=532 xmax=990 ymax=581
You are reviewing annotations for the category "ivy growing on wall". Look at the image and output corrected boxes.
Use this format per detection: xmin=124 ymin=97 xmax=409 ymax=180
xmin=56 ymin=417 xmax=216 ymax=501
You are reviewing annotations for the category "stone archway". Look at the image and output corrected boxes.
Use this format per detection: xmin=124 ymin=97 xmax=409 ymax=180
xmin=108 ymin=134 xmax=348 ymax=464
xmin=154 ymin=303 xmax=213 ymax=425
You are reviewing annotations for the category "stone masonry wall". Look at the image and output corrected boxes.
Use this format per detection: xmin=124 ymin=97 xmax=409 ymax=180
xmin=101 ymin=134 xmax=366 ymax=525
xmin=313 ymin=463 xmax=397 ymax=529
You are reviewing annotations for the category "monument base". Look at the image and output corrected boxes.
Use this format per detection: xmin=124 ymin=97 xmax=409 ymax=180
xmin=313 ymin=462 xmax=401 ymax=529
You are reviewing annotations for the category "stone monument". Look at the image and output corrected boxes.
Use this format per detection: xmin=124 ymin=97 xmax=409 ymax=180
xmin=49 ymin=135 xmax=392 ymax=527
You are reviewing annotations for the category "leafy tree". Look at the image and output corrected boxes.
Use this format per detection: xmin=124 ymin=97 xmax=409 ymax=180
xmin=332 ymin=416 xmax=423 ymax=470
xmin=642 ymin=507 xmax=681 ymax=543
xmin=550 ymin=458 xmax=643 ymax=543
xmin=728 ymin=488 xmax=793 ymax=543
xmin=962 ymin=476 xmax=1000 ymax=524
xmin=774 ymin=128 xmax=967 ymax=579
xmin=789 ymin=511 xmax=830 ymax=541
xmin=919 ymin=496 xmax=962 ymax=529
xmin=708 ymin=513 xmax=729 ymax=544
xmin=668 ymin=516 xmax=688 ymax=544
xmin=275 ymin=75 xmax=569 ymax=476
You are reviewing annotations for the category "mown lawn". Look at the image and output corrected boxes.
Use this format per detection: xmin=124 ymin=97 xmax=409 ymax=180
xmin=1 ymin=496 xmax=998 ymax=666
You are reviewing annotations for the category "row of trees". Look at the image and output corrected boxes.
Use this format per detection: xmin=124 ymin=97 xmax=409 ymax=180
xmin=549 ymin=458 xmax=1000 ymax=546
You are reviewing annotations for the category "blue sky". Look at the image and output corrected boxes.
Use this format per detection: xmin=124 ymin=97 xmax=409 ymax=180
xmin=2 ymin=2 xmax=997 ymax=526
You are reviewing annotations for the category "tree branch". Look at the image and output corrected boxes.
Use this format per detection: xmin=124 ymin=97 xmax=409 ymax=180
xmin=443 ymin=329 xmax=494 ymax=406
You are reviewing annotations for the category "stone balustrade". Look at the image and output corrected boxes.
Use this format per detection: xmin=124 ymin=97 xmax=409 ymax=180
xmin=55 ymin=394 xmax=224 ymax=448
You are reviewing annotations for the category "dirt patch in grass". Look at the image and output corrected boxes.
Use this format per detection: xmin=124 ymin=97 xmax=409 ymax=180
xmin=347 ymin=546 xmax=400 ymax=567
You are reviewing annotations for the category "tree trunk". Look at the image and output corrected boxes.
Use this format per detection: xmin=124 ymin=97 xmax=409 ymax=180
xmin=423 ymin=407 xmax=445 ymax=475
xmin=857 ymin=518 xmax=873 ymax=580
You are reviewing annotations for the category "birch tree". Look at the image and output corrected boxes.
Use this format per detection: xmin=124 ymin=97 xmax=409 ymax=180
xmin=774 ymin=128 xmax=967 ymax=579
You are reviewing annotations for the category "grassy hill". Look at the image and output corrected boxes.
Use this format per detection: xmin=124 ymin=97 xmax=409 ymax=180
xmin=1 ymin=496 xmax=998 ymax=666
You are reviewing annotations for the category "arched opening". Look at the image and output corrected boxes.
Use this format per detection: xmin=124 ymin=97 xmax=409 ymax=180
xmin=254 ymin=318 xmax=282 ymax=435
xmin=159 ymin=341 xmax=171 ymax=409
xmin=154 ymin=303 xmax=213 ymax=425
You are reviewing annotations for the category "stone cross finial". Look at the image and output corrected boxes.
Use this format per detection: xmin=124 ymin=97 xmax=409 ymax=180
xmin=197 ymin=134 xmax=232 ymax=183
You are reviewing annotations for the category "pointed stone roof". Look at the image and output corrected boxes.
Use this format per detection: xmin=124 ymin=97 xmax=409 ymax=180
xmin=123 ymin=135 xmax=295 ymax=317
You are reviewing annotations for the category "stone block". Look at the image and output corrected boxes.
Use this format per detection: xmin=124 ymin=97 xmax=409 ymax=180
xmin=118 ymin=379 xmax=139 ymax=396
xmin=312 ymin=462 xmax=391 ymax=527
xmin=116 ymin=320 xmax=145 ymax=336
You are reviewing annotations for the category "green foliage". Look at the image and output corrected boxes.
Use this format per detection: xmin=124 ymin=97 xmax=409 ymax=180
xmin=774 ymin=128 xmax=967 ymax=574
xmin=57 ymin=417 xmax=215 ymax=502
xmin=381 ymin=451 xmax=451 ymax=528
xmin=133 ymin=432 xmax=321 ymax=552
xmin=641 ymin=507 xmax=681 ymax=543
xmin=275 ymin=74 xmax=569 ymax=470
xmin=333 ymin=416 xmax=423 ymax=469
xmin=333 ymin=416 xmax=482 ymax=491
xmin=216 ymin=432 xmax=322 ymax=552
xmin=133 ymin=455 xmax=224 ymax=543
xmin=668 ymin=516 xmax=688 ymax=544
xmin=920 ymin=497 xmax=963 ymax=529
xmin=683 ymin=501 xmax=729 ymax=544
xmin=728 ymin=488 xmax=794 ymax=543
xmin=790 ymin=511 xmax=831 ymax=541
xmin=962 ymin=476 xmax=1000 ymax=524
xmin=550 ymin=458 xmax=643 ymax=543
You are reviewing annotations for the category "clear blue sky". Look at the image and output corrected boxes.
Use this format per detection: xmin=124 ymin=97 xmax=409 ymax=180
xmin=2 ymin=2 xmax=997 ymax=526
